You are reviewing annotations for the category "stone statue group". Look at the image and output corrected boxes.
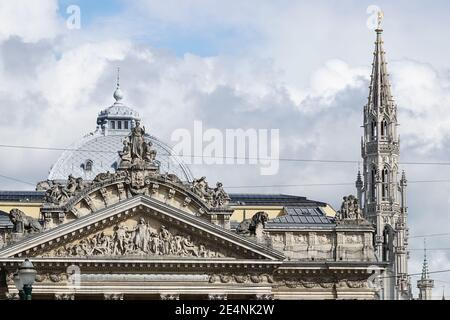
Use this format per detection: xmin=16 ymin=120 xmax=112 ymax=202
xmin=118 ymin=120 xmax=157 ymax=167
xmin=191 ymin=177 xmax=230 ymax=208
xmin=53 ymin=218 xmax=221 ymax=258
xmin=44 ymin=174 xmax=85 ymax=205
xmin=337 ymin=195 xmax=362 ymax=221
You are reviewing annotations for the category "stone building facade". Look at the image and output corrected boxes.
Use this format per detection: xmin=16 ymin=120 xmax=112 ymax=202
xmin=0 ymin=19 xmax=408 ymax=300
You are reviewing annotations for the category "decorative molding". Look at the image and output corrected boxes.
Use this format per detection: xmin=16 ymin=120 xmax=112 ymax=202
xmin=208 ymin=294 xmax=227 ymax=300
xmin=55 ymin=293 xmax=75 ymax=300
xmin=209 ymin=273 xmax=274 ymax=284
xmin=160 ymin=294 xmax=179 ymax=300
xmin=104 ymin=293 xmax=123 ymax=300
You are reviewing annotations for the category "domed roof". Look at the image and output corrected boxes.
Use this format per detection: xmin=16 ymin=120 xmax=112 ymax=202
xmin=48 ymin=77 xmax=193 ymax=182
xmin=48 ymin=131 xmax=193 ymax=182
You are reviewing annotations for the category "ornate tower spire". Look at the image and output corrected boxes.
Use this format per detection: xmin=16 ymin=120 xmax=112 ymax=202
xmin=359 ymin=13 xmax=409 ymax=300
xmin=417 ymin=239 xmax=434 ymax=300
xmin=355 ymin=168 xmax=363 ymax=208
xmin=421 ymin=240 xmax=429 ymax=280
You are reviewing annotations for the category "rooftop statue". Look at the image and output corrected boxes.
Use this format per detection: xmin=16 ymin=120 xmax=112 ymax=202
xmin=9 ymin=208 xmax=43 ymax=234
xmin=236 ymin=211 xmax=269 ymax=243
xmin=118 ymin=120 xmax=158 ymax=170
xmin=191 ymin=177 xmax=230 ymax=208
xmin=336 ymin=195 xmax=368 ymax=224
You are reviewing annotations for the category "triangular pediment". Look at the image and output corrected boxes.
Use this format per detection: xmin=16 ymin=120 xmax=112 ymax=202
xmin=0 ymin=195 xmax=284 ymax=261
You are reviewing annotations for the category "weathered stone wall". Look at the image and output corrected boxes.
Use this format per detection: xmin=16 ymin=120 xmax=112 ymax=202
xmin=269 ymin=229 xmax=375 ymax=262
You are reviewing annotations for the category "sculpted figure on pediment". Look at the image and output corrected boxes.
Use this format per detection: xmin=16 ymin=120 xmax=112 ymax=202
xmin=192 ymin=176 xmax=213 ymax=199
xmin=212 ymin=182 xmax=230 ymax=207
xmin=44 ymin=175 xmax=84 ymax=205
xmin=191 ymin=178 xmax=230 ymax=208
xmin=134 ymin=218 xmax=150 ymax=252
xmin=159 ymin=225 xmax=171 ymax=255
xmin=236 ymin=211 xmax=269 ymax=236
xmin=9 ymin=208 xmax=43 ymax=233
xmin=118 ymin=120 xmax=158 ymax=169
xmin=93 ymin=171 xmax=121 ymax=183
xmin=45 ymin=218 xmax=219 ymax=258
xmin=337 ymin=195 xmax=364 ymax=223
xmin=119 ymin=139 xmax=132 ymax=165
xmin=181 ymin=235 xmax=198 ymax=256
xmin=144 ymin=141 xmax=157 ymax=162
xmin=113 ymin=222 xmax=128 ymax=254
xmin=130 ymin=120 xmax=146 ymax=161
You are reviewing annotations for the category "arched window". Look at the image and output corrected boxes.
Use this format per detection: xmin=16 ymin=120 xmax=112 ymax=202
xmin=84 ymin=160 xmax=93 ymax=171
xmin=370 ymin=168 xmax=376 ymax=201
xmin=110 ymin=121 xmax=115 ymax=129
xmin=382 ymin=167 xmax=389 ymax=200
xmin=370 ymin=121 xmax=377 ymax=141
xmin=383 ymin=225 xmax=395 ymax=262
xmin=381 ymin=119 xmax=388 ymax=138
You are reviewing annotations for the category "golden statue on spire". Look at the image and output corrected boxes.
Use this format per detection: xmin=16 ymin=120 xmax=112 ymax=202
xmin=377 ymin=10 xmax=384 ymax=29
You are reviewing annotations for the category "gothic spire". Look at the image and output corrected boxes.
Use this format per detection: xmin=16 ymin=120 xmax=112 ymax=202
xmin=367 ymin=11 xmax=395 ymax=115
xmin=421 ymin=239 xmax=429 ymax=280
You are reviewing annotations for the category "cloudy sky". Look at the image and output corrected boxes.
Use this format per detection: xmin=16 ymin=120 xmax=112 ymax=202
xmin=1 ymin=0 xmax=450 ymax=298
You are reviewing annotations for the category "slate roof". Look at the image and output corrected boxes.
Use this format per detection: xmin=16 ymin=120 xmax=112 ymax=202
xmin=266 ymin=206 xmax=335 ymax=229
xmin=229 ymin=194 xmax=327 ymax=207
xmin=0 ymin=191 xmax=45 ymax=202
xmin=0 ymin=210 xmax=13 ymax=229
xmin=229 ymin=194 xmax=335 ymax=229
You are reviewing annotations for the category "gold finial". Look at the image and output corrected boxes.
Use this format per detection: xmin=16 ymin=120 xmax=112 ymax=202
xmin=377 ymin=10 xmax=384 ymax=29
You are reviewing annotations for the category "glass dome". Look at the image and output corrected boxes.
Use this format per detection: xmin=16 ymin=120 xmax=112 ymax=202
xmin=48 ymin=82 xmax=193 ymax=182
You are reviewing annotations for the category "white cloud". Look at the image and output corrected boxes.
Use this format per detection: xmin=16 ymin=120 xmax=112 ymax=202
xmin=0 ymin=0 xmax=62 ymax=43
xmin=392 ymin=60 xmax=450 ymax=152
xmin=1 ymin=1 xmax=450 ymax=299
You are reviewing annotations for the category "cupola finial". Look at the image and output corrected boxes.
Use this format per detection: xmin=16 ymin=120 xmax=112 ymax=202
xmin=113 ymin=66 xmax=124 ymax=102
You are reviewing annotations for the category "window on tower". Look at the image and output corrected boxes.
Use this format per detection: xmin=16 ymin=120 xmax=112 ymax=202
xmin=381 ymin=120 xmax=388 ymax=139
xmin=382 ymin=168 xmax=389 ymax=200
xmin=371 ymin=168 xmax=376 ymax=201
xmin=371 ymin=121 xmax=377 ymax=141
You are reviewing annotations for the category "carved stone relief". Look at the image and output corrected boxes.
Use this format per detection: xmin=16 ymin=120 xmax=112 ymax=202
xmin=55 ymin=293 xmax=75 ymax=300
xmin=209 ymin=274 xmax=274 ymax=284
xmin=345 ymin=234 xmax=363 ymax=244
xmin=43 ymin=216 xmax=224 ymax=258
xmin=104 ymin=293 xmax=124 ymax=300
xmin=293 ymin=234 xmax=307 ymax=244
